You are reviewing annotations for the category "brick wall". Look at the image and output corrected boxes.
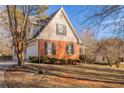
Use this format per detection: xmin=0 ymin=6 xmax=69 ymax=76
xmin=38 ymin=39 xmax=80 ymax=59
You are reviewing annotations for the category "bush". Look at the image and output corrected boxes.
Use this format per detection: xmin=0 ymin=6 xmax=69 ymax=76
xmin=49 ymin=58 xmax=58 ymax=64
xmin=67 ymin=59 xmax=73 ymax=64
xmin=79 ymin=55 xmax=87 ymax=62
xmin=74 ymin=59 xmax=81 ymax=63
xmin=29 ymin=56 xmax=39 ymax=63
xmin=40 ymin=56 xmax=48 ymax=63
xmin=29 ymin=56 xmax=32 ymax=61
xmin=60 ymin=59 xmax=67 ymax=64
xmin=67 ymin=59 xmax=80 ymax=65
xmin=80 ymin=55 xmax=96 ymax=64
xmin=71 ymin=59 xmax=77 ymax=65
xmin=29 ymin=56 xmax=48 ymax=63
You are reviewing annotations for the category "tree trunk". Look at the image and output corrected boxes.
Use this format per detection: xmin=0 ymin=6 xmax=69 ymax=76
xmin=16 ymin=44 xmax=25 ymax=66
xmin=18 ymin=57 xmax=22 ymax=66
xmin=115 ymin=59 xmax=120 ymax=68
xmin=106 ymin=57 xmax=112 ymax=67
xmin=17 ymin=52 xmax=24 ymax=66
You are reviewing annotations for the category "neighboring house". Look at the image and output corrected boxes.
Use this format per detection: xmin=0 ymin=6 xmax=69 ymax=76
xmin=95 ymin=53 xmax=108 ymax=64
xmin=95 ymin=53 xmax=124 ymax=64
xmin=26 ymin=7 xmax=85 ymax=60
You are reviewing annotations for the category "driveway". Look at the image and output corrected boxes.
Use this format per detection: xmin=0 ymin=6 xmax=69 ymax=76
xmin=0 ymin=61 xmax=17 ymax=88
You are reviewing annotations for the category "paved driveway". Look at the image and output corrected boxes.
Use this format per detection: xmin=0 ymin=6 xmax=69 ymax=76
xmin=0 ymin=61 xmax=17 ymax=88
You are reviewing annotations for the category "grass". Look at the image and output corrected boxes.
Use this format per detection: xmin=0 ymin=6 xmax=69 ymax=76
xmin=4 ymin=63 xmax=124 ymax=88
xmin=93 ymin=63 xmax=124 ymax=69
xmin=113 ymin=64 xmax=124 ymax=69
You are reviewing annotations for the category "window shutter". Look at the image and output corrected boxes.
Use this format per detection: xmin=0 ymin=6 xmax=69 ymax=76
xmin=52 ymin=43 xmax=56 ymax=55
xmin=54 ymin=43 xmax=56 ymax=55
xmin=72 ymin=44 xmax=74 ymax=54
xmin=45 ymin=42 xmax=48 ymax=55
xmin=56 ymin=24 xmax=59 ymax=35
xmin=66 ymin=44 xmax=68 ymax=54
xmin=64 ymin=26 xmax=66 ymax=36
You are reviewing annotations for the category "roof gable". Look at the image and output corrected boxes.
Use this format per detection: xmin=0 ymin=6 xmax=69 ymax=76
xmin=32 ymin=7 xmax=82 ymax=44
xmin=32 ymin=9 xmax=59 ymax=38
xmin=59 ymin=7 xmax=82 ymax=43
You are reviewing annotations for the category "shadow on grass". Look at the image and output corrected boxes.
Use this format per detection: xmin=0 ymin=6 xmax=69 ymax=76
xmin=6 ymin=64 xmax=124 ymax=85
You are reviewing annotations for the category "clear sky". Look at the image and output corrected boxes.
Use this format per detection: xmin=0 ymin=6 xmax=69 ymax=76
xmin=0 ymin=5 xmax=115 ymax=40
xmin=47 ymin=5 xmax=114 ymax=40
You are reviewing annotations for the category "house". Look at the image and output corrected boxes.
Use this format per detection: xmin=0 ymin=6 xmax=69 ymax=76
xmin=95 ymin=38 xmax=124 ymax=64
xmin=95 ymin=53 xmax=124 ymax=64
xmin=25 ymin=7 xmax=85 ymax=60
xmin=95 ymin=53 xmax=108 ymax=64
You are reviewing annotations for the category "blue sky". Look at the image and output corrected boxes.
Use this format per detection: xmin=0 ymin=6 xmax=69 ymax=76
xmin=0 ymin=5 xmax=115 ymax=40
xmin=47 ymin=5 xmax=114 ymax=40
xmin=47 ymin=5 xmax=82 ymax=31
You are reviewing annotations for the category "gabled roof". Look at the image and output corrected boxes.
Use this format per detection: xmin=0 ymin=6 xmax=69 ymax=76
xmin=31 ymin=7 xmax=82 ymax=44
xmin=59 ymin=7 xmax=82 ymax=44
xmin=32 ymin=9 xmax=59 ymax=38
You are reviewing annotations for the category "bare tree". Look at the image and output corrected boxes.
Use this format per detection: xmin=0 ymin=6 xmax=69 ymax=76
xmin=1 ymin=5 xmax=48 ymax=66
xmin=79 ymin=6 xmax=124 ymax=67
xmin=96 ymin=38 xmax=124 ymax=68
xmin=82 ymin=5 xmax=124 ymax=37
xmin=81 ymin=28 xmax=97 ymax=63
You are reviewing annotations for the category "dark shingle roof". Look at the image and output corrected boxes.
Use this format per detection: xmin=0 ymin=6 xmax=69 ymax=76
xmin=32 ymin=9 xmax=59 ymax=39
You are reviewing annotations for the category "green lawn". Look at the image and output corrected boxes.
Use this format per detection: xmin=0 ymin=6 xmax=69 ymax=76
xmin=4 ymin=63 xmax=124 ymax=88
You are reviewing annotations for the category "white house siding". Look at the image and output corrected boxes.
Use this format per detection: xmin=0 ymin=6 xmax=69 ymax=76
xmin=26 ymin=40 xmax=38 ymax=59
xmin=95 ymin=55 xmax=108 ymax=63
xmin=37 ymin=9 xmax=78 ymax=43
xmin=13 ymin=40 xmax=38 ymax=60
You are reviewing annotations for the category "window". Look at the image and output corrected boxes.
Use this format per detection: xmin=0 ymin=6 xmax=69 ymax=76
xmin=56 ymin=24 xmax=66 ymax=35
xmin=66 ymin=43 xmax=74 ymax=55
xmin=45 ymin=42 xmax=56 ymax=55
xmin=103 ymin=57 xmax=105 ymax=61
